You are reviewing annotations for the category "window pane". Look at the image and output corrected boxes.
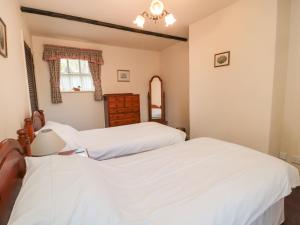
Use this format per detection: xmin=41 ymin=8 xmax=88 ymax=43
xmin=70 ymin=75 xmax=81 ymax=89
xmin=81 ymin=75 xmax=94 ymax=91
xmin=80 ymin=60 xmax=90 ymax=74
xmin=68 ymin=59 xmax=80 ymax=73
xmin=60 ymin=75 xmax=71 ymax=91
xmin=60 ymin=59 xmax=68 ymax=73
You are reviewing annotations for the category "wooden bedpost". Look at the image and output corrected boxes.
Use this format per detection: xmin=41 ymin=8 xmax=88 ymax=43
xmin=37 ymin=109 xmax=45 ymax=126
xmin=17 ymin=129 xmax=31 ymax=156
xmin=24 ymin=118 xmax=35 ymax=142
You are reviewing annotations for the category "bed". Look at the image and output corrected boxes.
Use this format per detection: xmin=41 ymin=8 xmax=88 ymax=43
xmin=17 ymin=110 xmax=186 ymax=160
xmin=2 ymin=137 xmax=299 ymax=225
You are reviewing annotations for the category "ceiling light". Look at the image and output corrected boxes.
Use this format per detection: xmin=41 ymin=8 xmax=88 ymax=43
xmin=150 ymin=0 xmax=164 ymax=16
xmin=133 ymin=0 xmax=176 ymax=28
xmin=165 ymin=13 xmax=176 ymax=27
xmin=133 ymin=15 xmax=146 ymax=28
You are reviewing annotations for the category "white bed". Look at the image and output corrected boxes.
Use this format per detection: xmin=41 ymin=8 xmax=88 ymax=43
xmin=9 ymin=138 xmax=300 ymax=225
xmin=41 ymin=121 xmax=186 ymax=160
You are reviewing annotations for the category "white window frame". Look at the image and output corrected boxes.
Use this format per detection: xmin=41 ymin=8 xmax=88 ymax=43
xmin=60 ymin=59 xmax=94 ymax=93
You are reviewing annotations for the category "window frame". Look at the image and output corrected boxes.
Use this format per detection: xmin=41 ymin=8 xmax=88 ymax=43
xmin=60 ymin=58 xmax=94 ymax=93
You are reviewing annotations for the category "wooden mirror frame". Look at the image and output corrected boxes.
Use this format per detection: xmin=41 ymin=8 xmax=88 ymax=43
xmin=148 ymin=75 xmax=166 ymax=124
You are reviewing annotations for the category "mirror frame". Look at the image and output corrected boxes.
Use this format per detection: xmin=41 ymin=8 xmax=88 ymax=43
xmin=148 ymin=75 xmax=166 ymax=124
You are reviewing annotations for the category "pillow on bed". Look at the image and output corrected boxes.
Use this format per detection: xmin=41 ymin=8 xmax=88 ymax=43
xmin=8 ymin=156 xmax=121 ymax=225
xmin=39 ymin=121 xmax=83 ymax=150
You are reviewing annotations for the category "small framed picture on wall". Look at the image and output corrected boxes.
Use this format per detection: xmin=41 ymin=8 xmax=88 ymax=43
xmin=214 ymin=51 xmax=230 ymax=67
xmin=0 ymin=18 xmax=8 ymax=58
xmin=117 ymin=70 xmax=130 ymax=82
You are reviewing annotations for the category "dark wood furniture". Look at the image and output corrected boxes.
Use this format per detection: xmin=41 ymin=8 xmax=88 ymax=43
xmin=104 ymin=93 xmax=141 ymax=127
xmin=148 ymin=76 xmax=166 ymax=124
xmin=0 ymin=139 xmax=26 ymax=225
xmin=17 ymin=110 xmax=46 ymax=156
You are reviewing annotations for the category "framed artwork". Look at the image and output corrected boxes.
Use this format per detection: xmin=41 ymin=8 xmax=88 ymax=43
xmin=214 ymin=51 xmax=230 ymax=67
xmin=0 ymin=18 xmax=7 ymax=58
xmin=117 ymin=70 xmax=130 ymax=82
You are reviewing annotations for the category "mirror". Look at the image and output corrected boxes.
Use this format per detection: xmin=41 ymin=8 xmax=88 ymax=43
xmin=148 ymin=76 xmax=166 ymax=124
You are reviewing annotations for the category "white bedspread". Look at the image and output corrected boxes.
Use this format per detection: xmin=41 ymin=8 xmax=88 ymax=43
xmin=79 ymin=122 xmax=186 ymax=160
xmin=9 ymin=138 xmax=300 ymax=225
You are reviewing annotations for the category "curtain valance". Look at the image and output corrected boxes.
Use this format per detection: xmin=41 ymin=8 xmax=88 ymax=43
xmin=43 ymin=45 xmax=104 ymax=65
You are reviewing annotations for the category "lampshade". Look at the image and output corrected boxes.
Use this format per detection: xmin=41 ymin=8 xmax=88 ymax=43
xmin=150 ymin=0 xmax=164 ymax=16
xmin=133 ymin=15 xmax=145 ymax=28
xmin=165 ymin=13 xmax=176 ymax=27
xmin=31 ymin=129 xmax=65 ymax=156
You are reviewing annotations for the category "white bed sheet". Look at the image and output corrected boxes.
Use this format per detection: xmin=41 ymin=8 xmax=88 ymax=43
xmin=79 ymin=122 xmax=186 ymax=160
xmin=9 ymin=138 xmax=300 ymax=225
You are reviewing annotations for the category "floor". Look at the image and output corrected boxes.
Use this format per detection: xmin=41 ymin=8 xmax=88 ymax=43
xmin=284 ymin=187 xmax=300 ymax=225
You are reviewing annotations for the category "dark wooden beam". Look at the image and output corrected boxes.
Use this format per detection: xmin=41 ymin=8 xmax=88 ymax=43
xmin=20 ymin=7 xmax=188 ymax=42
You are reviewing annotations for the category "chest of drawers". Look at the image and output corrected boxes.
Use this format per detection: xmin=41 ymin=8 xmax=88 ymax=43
xmin=104 ymin=93 xmax=141 ymax=127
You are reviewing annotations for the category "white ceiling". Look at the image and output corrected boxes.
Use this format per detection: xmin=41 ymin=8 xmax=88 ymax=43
xmin=20 ymin=0 xmax=238 ymax=51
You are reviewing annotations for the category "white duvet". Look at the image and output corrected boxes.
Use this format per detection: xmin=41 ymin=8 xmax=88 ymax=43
xmin=79 ymin=122 xmax=186 ymax=160
xmin=9 ymin=138 xmax=300 ymax=225
xmin=41 ymin=121 xmax=186 ymax=160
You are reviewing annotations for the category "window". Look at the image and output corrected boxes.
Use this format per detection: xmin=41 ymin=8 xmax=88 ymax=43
xmin=60 ymin=59 xmax=94 ymax=92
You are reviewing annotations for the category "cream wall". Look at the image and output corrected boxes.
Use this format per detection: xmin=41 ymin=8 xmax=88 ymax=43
xmin=189 ymin=0 xmax=278 ymax=152
xmin=269 ymin=0 xmax=291 ymax=157
xmin=160 ymin=42 xmax=189 ymax=132
xmin=32 ymin=36 xmax=160 ymax=130
xmin=281 ymin=0 xmax=300 ymax=170
xmin=0 ymin=0 xmax=31 ymax=140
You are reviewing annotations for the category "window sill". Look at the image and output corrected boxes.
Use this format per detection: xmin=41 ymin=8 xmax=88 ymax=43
xmin=61 ymin=91 xmax=94 ymax=93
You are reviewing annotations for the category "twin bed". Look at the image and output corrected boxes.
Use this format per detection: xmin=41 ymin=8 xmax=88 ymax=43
xmin=1 ymin=110 xmax=299 ymax=225
xmin=18 ymin=110 xmax=186 ymax=160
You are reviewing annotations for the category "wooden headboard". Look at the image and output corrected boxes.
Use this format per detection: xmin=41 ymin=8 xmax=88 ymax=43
xmin=0 ymin=139 xmax=26 ymax=225
xmin=17 ymin=110 xmax=46 ymax=156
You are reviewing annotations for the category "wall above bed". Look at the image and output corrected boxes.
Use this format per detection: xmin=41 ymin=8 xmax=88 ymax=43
xmin=32 ymin=36 xmax=160 ymax=130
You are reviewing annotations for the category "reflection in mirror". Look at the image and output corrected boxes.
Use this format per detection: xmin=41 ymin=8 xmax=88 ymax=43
xmin=151 ymin=77 xmax=162 ymax=119
xmin=148 ymin=75 xmax=166 ymax=124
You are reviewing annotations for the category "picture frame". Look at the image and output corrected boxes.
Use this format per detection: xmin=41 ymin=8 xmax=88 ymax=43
xmin=0 ymin=18 xmax=7 ymax=58
xmin=117 ymin=70 xmax=130 ymax=82
xmin=214 ymin=51 xmax=230 ymax=67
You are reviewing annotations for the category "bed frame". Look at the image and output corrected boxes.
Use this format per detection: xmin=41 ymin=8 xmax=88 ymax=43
xmin=17 ymin=110 xmax=46 ymax=156
xmin=0 ymin=139 xmax=26 ymax=225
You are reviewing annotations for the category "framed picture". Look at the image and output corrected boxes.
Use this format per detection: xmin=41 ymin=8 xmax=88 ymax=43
xmin=0 ymin=18 xmax=7 ymax=58
xmin=117 ymin=70 xmax=130 ymax=82
xmin=214 ymin=51 xmax=230 ymax=67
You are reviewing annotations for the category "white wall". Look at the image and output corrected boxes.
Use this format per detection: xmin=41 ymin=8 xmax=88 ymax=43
xmin=0 ymin=0 xmax=31 ymax=140
xmin=281 ymin=0 xmax=300 ymax=170
xmin=32 ymin=36 xmax=160 ymax=130
xmin=160 ymin=42 xmax=189 ymax=132
xmin=189 ymin=0 xmax=278 ymax=152
xmin=269 ymin=0 xmax=291 ymax=157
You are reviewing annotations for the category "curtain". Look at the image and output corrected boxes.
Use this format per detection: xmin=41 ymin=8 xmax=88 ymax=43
xmin=43 ymin=45 xmax=104 ymax=103
xmin=48 ymin=60 xmax=62 ymax=104
xmin=88 ymin=62 xmax=102 ymax=101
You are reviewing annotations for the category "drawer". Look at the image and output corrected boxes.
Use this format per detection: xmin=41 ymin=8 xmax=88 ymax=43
xmin=109 ymin=107 xmax=140 ymax=114
xmin=108 ymin=101 xmax=124 ymax=108
xmin=109 ymin=113 xmax=139 ymax=121
xmin=110 ymin=118 xmax=140 ymax=127
xmin=125 ymin=96 xmax=139 ymax=107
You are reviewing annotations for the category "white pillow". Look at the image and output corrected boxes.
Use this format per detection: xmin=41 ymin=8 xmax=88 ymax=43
xmin=8 ymin=156 xmax=121 ymax=225
xmin=39 ymin=121 xmax=83 ymax=150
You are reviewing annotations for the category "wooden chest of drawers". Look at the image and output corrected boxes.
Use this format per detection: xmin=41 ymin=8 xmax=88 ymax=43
xmin=104 ymin=93 xmax=141 ymax=127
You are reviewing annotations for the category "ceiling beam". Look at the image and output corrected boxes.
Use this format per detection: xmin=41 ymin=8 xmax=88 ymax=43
xmin=20 ymin=7 xmax=188 ymax=42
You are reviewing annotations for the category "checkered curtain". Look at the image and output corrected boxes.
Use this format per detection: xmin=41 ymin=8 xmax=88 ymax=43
xmin=48 ymin=60 xmax=62 ymax=104
xmin=88 ymin=62 xmax=103 ymax=101
xmin=43 ymin=45 xmax=104 ymax=103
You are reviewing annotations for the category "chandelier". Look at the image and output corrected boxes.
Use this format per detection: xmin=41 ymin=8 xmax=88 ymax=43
xmin=133 ymin=0 xmax=176 ymax=28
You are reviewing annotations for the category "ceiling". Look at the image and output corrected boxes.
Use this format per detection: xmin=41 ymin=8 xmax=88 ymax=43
xmin=20 ymin=0 xmax=238 ymax=51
